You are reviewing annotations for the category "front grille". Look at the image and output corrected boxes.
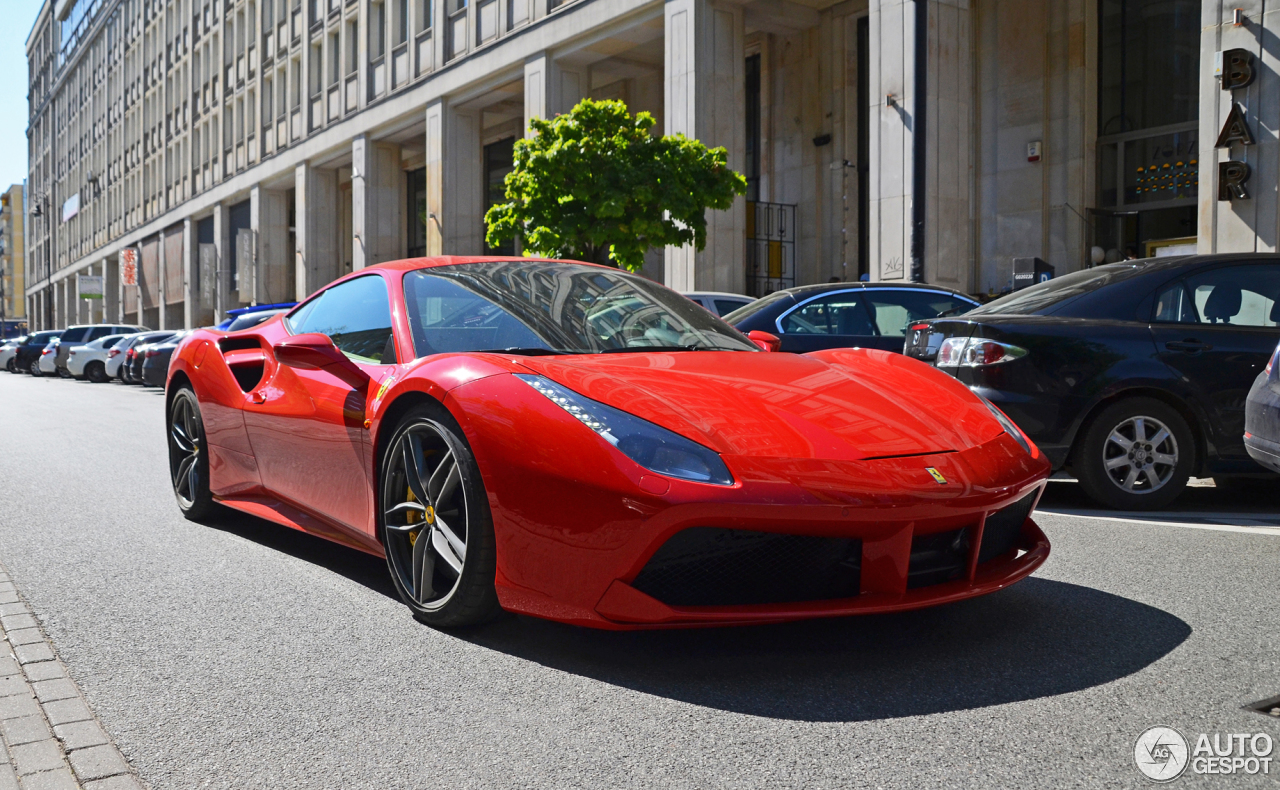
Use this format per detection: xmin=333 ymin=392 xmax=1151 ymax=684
xmin=979 ymin=491 xmax=1037 ymax=563
xmin=630 ymin=528 xmax=862 ymax=607
xmin=906 ymin=527 xmax=970 ymax=589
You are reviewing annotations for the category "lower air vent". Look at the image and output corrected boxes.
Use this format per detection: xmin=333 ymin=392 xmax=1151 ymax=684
xmin=906 ymin=527 xmax=970 ymax=589
xmin=979 ymin=491 xmax=1037 ymax=563
xmin=630 ymin=528 xmax=861 ymax=607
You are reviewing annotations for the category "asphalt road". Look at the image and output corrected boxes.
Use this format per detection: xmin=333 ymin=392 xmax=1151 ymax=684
xmin=0 ymin=371 xmax=1278 ymax=789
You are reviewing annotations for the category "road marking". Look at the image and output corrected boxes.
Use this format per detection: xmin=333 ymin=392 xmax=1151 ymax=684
xmin=1038 ymin=509 xmax=1280 ymax=537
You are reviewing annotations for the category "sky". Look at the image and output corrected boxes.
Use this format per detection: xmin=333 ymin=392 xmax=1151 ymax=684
xmin=0 ymin=0 xmax=43 ymax=191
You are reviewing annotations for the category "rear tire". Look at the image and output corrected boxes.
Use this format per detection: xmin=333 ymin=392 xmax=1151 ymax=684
xmin=86 ymin=362 xmax=107 ymax=383
xmin=379 ymin=404 xmax=501 ymax=628
xmin=28 ymin=360 xmax=41 ymax=376
xmin=168 ymin=387 xmax=217 ymax=522
xmin=1075 ymin=397 xmax=1194 ymax=511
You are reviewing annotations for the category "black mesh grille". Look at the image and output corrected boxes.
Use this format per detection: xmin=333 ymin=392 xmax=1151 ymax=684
xmin=979 ymin=492 xmax=1037 ymax=563
xmin=906 ymin=527 xmax=970 ymax=589
xmin=630 ymin=528 xmax=862 ymax=607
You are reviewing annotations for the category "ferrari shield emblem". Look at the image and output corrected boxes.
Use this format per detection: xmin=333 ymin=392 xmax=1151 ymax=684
xmin=926 ymin=467 xmax=947 ymax=484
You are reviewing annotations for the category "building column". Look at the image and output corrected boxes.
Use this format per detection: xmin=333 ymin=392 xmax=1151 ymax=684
xmin=296 ymin=161 xmax=340 ymax=298
xmin=183 ymin=219 xmax=196 ymax=328
xmin=213 ymin=202 xmax=230 ymax=322
xmin=106 ymin=255 xmax=120 ymax=323
xmin=352 ymin=134 xmax=406 ymax=270
xmin=663 ymin=0 xmax=746 ymax=293
xmin=424 ymin=100 xmax=483 ymax=256
xmin=251 ymin=185 xmax=291 ymax=304
xmin=524 ymin=52 xmax=583 ymax=132
xmin=158 ymin=229 xmax=169 ymax=329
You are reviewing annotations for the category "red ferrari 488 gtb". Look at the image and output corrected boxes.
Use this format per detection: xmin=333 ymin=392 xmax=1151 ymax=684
xmin=167 ymin=257 xmax=1050 ymax=629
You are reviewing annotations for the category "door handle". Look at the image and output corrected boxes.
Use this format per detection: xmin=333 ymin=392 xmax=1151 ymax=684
xmin=1165 ymin=340 xmax=1212 ymax=353
xmin=251 ymin=390 xmax=266 ymax=404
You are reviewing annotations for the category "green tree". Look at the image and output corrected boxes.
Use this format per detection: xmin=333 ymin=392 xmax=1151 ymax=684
xmin=484 ymin=99 xmax=747 ymax=271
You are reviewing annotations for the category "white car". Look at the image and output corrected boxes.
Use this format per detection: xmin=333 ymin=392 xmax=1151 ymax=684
xmin=36 ymin=341 xmax=59 ymax=376
xmin=66 ymin=334 xmax=127 ymax=382
xmin=0 ymin=336 xmax=25 ymax=373
xmin=683 ymin=291 xmax=756 ymax=317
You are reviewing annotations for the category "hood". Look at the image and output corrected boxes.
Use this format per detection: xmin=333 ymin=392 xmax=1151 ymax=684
xmin=517 ymin=349 xmax=1003 ymax=460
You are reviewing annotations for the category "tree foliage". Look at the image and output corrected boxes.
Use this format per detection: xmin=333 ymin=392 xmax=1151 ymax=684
xmin=484 ymin=99 xmax=747 ymax=271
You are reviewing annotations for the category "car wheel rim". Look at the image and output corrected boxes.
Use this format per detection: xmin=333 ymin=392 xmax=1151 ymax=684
xmin=168 ymin=396 xmax=202 ymax=507
xmin=383 ymin=423 xmax=468 ymax=610
xmin=1102 ymin=415 xmax=1178 ymax=494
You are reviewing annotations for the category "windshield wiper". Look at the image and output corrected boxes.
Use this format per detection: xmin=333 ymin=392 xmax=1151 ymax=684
xmin=598 ymin=344 xmax=717 ymax=353
xmin=474 ymin=347 xmax=579 ymax=356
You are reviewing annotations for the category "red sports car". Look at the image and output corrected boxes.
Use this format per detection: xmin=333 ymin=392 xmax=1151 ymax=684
xmin=167 ymin=257 xmax=1051 ymax=629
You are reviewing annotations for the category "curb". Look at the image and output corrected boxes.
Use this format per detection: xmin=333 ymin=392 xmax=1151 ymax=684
xmin=0 ymin=566 xmax=144 ymax=790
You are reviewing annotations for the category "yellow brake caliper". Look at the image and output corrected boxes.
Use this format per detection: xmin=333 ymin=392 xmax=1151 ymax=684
xmin=406 ymin=487 xmax=420 ymax=546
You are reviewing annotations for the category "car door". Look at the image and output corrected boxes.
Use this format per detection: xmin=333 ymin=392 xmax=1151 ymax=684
xmin=774 ymin=289 xmax=879 ymax=352
xmin=242 ymin=274 xmax=397 ymax=534
xmin=1149 ymin=262 xmax=1280 ymax=461
xmin=863 ymin=289 xmax=979 ymax=353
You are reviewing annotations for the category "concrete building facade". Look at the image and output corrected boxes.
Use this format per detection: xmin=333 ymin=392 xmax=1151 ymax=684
xmin=0 ymin=185 xmax=26 ymax=326
xmin=18 ymin=0 xmax=1275 ymax=330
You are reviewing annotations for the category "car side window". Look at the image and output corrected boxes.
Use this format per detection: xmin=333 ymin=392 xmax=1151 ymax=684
xmin=714 ymin=299 xmax=749 ymax=316
xmin=780 ymin=292 xmax=875 ymax=335
xmin=865 ymin=292 xmax=976 ymax=338
xmin=1160 ymin=264 xmax=1280 ymax=327
xmin=288 ymin=275 xmax=395 ymax=363
xmin=87 ymin=327 xmax=112 ymax=341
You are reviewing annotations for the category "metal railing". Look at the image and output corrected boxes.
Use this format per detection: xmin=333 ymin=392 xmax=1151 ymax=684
xmin=745 ymin=201 xmax=795 ymax=297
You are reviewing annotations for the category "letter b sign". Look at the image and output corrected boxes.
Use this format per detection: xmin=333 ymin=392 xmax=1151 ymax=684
xmin=1222 ymin=49 xmax=1256 ymax=91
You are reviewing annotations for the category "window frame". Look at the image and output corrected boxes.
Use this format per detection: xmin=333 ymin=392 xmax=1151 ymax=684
xmin=1148 ymin=262 xmax=1280 ymax=329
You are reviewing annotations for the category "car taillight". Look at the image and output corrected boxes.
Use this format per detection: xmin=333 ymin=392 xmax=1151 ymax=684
xmin=936 ymin=337 xmax=1027 ymax=367
xmin=68 ymin=350 xmax=76 ymax=356
xmin=108 ymin=349 xmax=119 ymax=358
xmin=146 ymin=349 xmax=157 ymax=358
xmin=126 ymin=349 xmax=134 ymax=359
xmin=41 ymin=348 xmax=52 ymax=356
xmin=1267 ymin=344 xmax=1279 ymax=376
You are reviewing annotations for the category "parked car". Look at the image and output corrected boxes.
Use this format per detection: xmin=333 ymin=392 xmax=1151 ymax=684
xmin=724 ymin=282 xmax=980 ymax=353
xmin=53 ymin=324 xmax=149 ymax=378
xmin=167 ymin=256 xmax=1050 ymax=629
xmin=66 ymin=335 xmax=128 ymax=382
xmin=0 ymin=336 xmax=26 ymax=373
xmin=141 ymin=331 xmax=190 ymax=387
xmin=225 ymin=308 xmax=290 ymax=332
xmin=126 ymin=333 xmax=176 ymax=384
xmin=114 ymin=332 xmax=175 ymax=383
xmin=215 ymin=302 xmax=296 ymax=330
xmin=1244 ymin=339 xmax=1280 ymax=474
xmin=14 ymin=331 xmax=62 ymax=375
xmin=37 ymin=341 xmax=60 ymax=376
xmin=905 ymin=254 xmax=1280 ymax=509
xmin=683 ymin=291 xmax=755 ymax=317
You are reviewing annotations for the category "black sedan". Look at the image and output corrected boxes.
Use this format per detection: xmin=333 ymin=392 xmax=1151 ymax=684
xmin=140 ymin=331 xmax=190 ymax=387
xmin=906 ymin=253 xmax=1280 ymax=509
xmin=725 ymin=282 xmax=979 ymax=353
xmin=1245 ymin=339 xmax=1280 ymax=474
xmin=13 ymin=331 xmax=62 ymax=375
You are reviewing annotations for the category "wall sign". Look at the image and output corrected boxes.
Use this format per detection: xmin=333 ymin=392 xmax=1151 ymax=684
xmin=1217 ymin=49 xmax=1255 ymax=202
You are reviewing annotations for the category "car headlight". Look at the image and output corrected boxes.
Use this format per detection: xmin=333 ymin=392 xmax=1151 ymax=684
xmin=517 ymin=374 xmax=734 ymax=486
xmin=979 ymin=396 xmax=1032 ymax=455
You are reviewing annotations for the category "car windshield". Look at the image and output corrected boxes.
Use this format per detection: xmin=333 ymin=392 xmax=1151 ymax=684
xmin=227 ymin=310 xmax=285 ymax=331
xmin=402 ymin=261 xmax=758 ymax=357
xmin=970 ymin=262 xmax=1158 ymax=316
xmin=721 ymin=290 xmax=795 ymax=324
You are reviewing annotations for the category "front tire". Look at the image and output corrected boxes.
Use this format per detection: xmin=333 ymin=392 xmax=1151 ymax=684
xmin=168 ymin=387 xmax=217 ymax=521
xmin=29 ymin=360 xmax=41 ymax=376
xmin=1075 ymin=397 xmax=1194 ymax=510
xmin=379 ymin=405 xmax=501 ymax=628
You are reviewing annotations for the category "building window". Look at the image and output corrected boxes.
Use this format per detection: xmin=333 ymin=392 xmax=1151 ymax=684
xmin=1094 ymin=0 xmax=1199 ymax=260
xmin=407 ymin=167 xmax=426 ymax=258
xmin=744 ymin=54 xmax=761 ymax=203
xmin=484 ymin=138 xmax=515 ymax=255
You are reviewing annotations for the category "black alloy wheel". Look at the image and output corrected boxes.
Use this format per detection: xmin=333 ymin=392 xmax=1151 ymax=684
xmin=380 ymin=406 xmax=500 ymax=628
xmin=1075 ymin=397 xmax=1194 ymax=511
xmin=86 ymin=361 xmax=108 ymax=383
xmin=168 ymin=387 xmax=216 ymax=521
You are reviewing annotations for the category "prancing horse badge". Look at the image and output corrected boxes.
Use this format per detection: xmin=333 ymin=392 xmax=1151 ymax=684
xmin=925 ymin=467 xmax=947 ymax=484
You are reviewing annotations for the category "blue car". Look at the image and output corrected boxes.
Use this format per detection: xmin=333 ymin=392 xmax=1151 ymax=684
xmin=216 ymin=302 xmax=297 ymax=331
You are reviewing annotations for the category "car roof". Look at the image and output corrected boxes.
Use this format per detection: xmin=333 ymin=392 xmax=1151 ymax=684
xmin=769 ymin=281 xmax=978 ymax=300
xmin=684 ymin=291 xmax=753 ymax=299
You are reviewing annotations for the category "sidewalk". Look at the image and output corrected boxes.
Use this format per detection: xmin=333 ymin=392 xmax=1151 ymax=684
xmin=0 ymin=565 xmax=142 ymax=790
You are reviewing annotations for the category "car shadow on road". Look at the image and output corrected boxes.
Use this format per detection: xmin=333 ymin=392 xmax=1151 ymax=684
xmin=202 ymin=507 xmax=398 ymax=599
xmin=459 ymin=579 xmax=1190 ymax=723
